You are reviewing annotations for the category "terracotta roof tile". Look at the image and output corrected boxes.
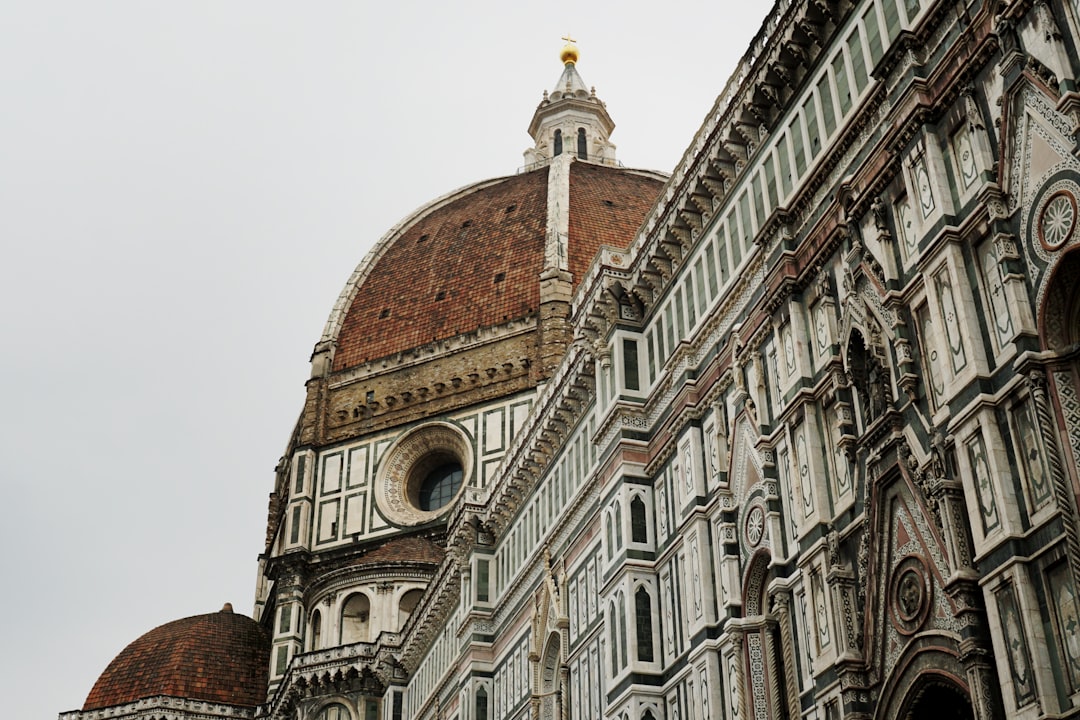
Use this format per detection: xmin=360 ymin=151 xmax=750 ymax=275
xmin=567 ymin=162 xmax=663 ymax=280
xmin=334 ymin=169 xmax=549 ymax=371
xmin=350 ymin=536 xmax=445 ymax=567
xmin=333 ymin=163 xmax=664 ymax=373
xmin=83 ymin=607 xmax=270 ymax=711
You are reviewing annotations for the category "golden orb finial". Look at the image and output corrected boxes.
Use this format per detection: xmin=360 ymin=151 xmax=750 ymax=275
xmin=560 ymin=33 xmax=578 ymax=65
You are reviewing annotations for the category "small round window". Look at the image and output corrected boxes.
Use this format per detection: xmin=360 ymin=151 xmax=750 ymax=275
xmin=419 ymin=462 xmax=463 ymax=511
xmin=376 ymin=422 xmax=472 ymax=526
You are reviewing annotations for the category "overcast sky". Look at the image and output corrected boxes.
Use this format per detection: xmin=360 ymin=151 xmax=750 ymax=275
xmin=0 ymin=2 xmax=769 ymax=717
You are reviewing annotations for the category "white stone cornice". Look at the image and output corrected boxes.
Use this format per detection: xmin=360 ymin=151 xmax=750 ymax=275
xmin=59 ymin=696 xmax=256 ymax=720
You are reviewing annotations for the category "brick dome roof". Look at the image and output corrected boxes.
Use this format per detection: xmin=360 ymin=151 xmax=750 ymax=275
xmin=328 ymin=161 xmax=664 ymax=372
xmin=83 ymin=605 xmax=270 ymax=711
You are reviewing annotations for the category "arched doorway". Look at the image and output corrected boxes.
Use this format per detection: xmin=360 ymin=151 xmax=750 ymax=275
xmin=540 ymin=632 xmax=562 ymax=720
xmin=875 ymin=643 xmax=981 ymax=720
xmin=902 ymin=677 xmax=973 ymax=720
xmin=1039 ymin=248 xmax=1080 ymax=498
xmin=737 ymin=550 xmax=795 ymax=720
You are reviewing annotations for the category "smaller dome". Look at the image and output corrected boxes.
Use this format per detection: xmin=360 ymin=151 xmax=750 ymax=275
xmin=83 ymin=606 xmax=270 ymax=711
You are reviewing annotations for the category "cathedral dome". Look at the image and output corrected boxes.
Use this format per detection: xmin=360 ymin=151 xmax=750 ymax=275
xmin=82 ymin=605 xmax=270 ymax=711
xmin=327 ymin=160 xmax=665 ymax=372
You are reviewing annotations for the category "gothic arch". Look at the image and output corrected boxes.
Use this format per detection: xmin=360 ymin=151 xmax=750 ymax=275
xmin=1037 ymin=246 xmax=1080 ymax=531
xmin=1040 ymin=246 xmax=1080 ymax=352
xmin=742 ymin=548 xmax=772 ymax=617
xmin=839 ymin=296 xmax=895 ymax=428
xmin=539 ymin=631 xmax=563 ymax=720
xmin=874 ymin=639 xmax=973 ymax=720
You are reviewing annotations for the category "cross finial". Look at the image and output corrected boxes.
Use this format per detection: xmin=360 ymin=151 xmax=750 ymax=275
xmin=559 ymin=34 xmax=579 ymax=65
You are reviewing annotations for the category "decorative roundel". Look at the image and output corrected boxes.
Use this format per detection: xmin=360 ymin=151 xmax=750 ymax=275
xmin=375 ymin=422 xmax=473 ymax=527
xmin=1038 ymin=189 xmax=1077 ymax=251
xmin=889 ymin=555 xmax=931 ymax=635
xmin=744 ymin=505 xmax=766 ymax=548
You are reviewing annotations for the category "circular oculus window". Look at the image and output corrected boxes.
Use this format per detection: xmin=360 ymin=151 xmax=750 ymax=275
xmin=1039 ymin=190 xmax=1078 ymax=251
xmin=376 ymin=422 xmax=472 ymax=526
xmin=745 ymin=505 xmax=766 ymax=548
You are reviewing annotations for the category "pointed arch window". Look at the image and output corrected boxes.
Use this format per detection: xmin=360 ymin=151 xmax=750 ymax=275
xmin=577 ymin=128 xmax=587 ymax=159
xmin=554 ymin=129 xmax=563 ymax=156
xmin=618 ymin=590 xmax=628 ymax=667
xmin=476 ymin=686 xmax=489 ymax=720
xmin=630 ymin=495 xmax=647 ymax=543
xmin=614 ymin=501 xmax=623 ymax=549
xmin=609 ymin=601 xmax=618 ymax=669
xmin=635 ymin=587 xmax=654 ymax=662
xmin=605 ymin=512 xmax=614 ymax=559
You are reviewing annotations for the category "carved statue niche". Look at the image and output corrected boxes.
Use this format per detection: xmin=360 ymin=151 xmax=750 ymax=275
xmin=845 ymin=326 xmax=893 ymax=426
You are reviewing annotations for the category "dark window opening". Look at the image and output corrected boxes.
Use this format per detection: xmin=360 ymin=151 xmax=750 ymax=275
xmin=477 ymin=559 xmax=490 ymax=602
xmin=417 ymin=234 xmax=429 ymax=244
xmin=505 ymin=204 xmax=517 ymax=213
xmin=577 ymin=128 xmax=587 ymax=159
xmin=494 ymin=272 xmax=505 ymax=283
xmin=461 ymin=220 xmax=472 ymax=228
xmin=603 ymin=199 xmax=614 ymax=207
xmin=630 ymin=495 xmax=647 ymax=543
xmin=379 ymin=308 xmax=390 ymax=319
xmin=434 ymin=290 xmax=446 ymax=301
xmin=476 ymin=687 xmax=488 ymax=720
xmin=623 ymin=339 xmax=640 ymax=392
xmin=419 ymin=462 xmax=463 ymax=511
xmin=554 ymin=129 xmax=563 ymax=156
xmin=289 ymin=507 xmax=301 ymax=544
xmin=279 ymin=606 xmax=291 ymax=633
xmin=636 ymin=587 xmax=654 ymax=662
xmin=619 ymin=593 xmax=628 ymax=666
xmin=294 ymin=455 xmax=306 ymax=495
xmin=608 ymin=601 xmax=618 ymax=668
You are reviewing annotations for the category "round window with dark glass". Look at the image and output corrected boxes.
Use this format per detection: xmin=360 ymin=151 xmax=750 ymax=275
xmin=418 ymin=462 xmax=463 ymax=511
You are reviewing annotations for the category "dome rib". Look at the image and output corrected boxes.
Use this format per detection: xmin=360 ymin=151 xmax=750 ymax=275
xmin=327 ymin=161 xmax=666 ymax=374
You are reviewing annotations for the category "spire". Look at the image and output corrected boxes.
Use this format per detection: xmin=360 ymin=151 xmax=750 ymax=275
xmin=524 ymin=40 xmax=617 ymax=168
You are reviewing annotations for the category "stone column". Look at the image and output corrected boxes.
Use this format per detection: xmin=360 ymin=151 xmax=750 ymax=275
xmin=770 ymin=590 xmax=801 ymax=720
xmin=1028 ymin=369 xmax=1080 ymax=583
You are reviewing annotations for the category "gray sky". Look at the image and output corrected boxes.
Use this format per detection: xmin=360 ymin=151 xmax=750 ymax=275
xmin=0 ymin=2 xmax=768 ymax=717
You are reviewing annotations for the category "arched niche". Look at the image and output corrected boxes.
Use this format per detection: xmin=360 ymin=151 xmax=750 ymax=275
xmin=340 ymin=592 xmax=371 ymax=644
xmin=397 ymin=588 xmax=424 ymax=630
xmin=1040 ymin=247 xmax=1080 ymax=353
xmin=539 ymin=631 xmax=563 ymax=720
